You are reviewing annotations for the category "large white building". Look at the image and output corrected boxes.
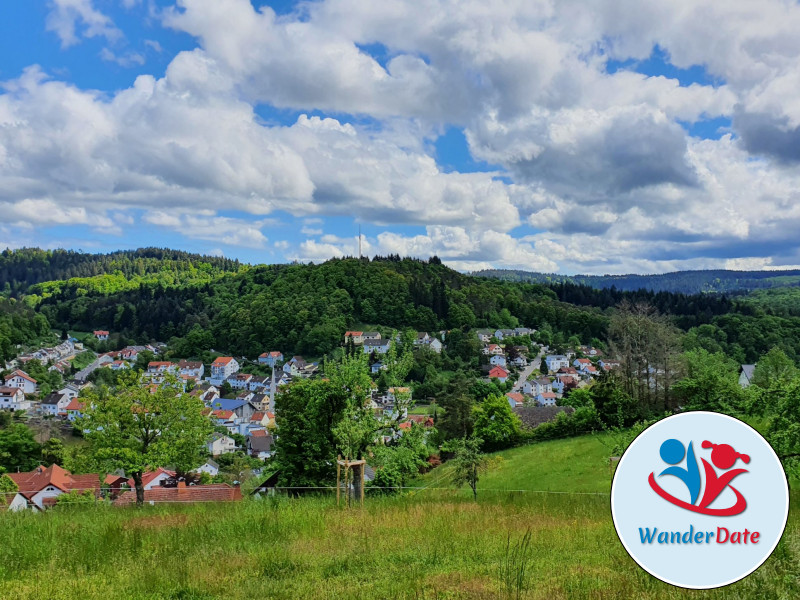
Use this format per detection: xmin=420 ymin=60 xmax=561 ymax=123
xmin=210 ymin=357 xmax=240 ymax=381
xmin=3 ymin=370 xmax=37 ymax=395
xmin=0 ymin=386 xmax=31 ymax=411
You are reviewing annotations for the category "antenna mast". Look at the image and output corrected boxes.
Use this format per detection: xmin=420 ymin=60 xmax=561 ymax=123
xmin=358 ymin=225 xmax=362 ymax=259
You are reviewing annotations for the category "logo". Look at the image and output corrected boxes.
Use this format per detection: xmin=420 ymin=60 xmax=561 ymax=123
xmin=648 ymin=439 xmax=750 ymax=516
xmin=611 ymin=412 xmax=789 ymax=589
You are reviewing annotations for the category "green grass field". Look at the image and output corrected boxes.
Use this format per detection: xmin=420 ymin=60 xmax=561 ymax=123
xmin=0 ymin=433 xmax=797 ymax=599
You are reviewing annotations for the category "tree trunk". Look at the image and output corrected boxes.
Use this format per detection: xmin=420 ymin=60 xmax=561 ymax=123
xmin=132 ymin=472 xmax=145 ymax=507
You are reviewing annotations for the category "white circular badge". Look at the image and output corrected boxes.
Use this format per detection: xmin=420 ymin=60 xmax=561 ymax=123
xmin=611 ymin=411 xmax=789 ymax=589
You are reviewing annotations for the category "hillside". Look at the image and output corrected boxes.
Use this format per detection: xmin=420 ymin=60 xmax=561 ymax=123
xmin=0 ymin=432 xmax=797 ymax=599
xmin=475 ymin=268 xmax=800 ymax=295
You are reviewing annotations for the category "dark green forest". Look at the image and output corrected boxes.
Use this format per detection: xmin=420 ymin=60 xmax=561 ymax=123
xmin=477 ymin=268 xmax=800 ymax=295
xmin=1 ymin=248 xmax=799 ymax=364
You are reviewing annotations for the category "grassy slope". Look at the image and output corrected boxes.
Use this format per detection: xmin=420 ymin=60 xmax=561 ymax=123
xmin=0 ymin=434 xmax=798 ymax=599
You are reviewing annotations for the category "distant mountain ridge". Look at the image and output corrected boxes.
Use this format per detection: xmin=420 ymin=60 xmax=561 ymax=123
xmin=473 ymin=268 xmax=800 ymax=295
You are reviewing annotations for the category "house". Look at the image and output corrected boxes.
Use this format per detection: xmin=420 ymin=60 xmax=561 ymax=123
xmin=258 ymin=351 xmax=284 ymax=366
xmin=283 ymin=356 xmax=307 ymax=375
xmin=58 ymin=384 xmax=80 ymax=399
xmin=514 ymin=327 xmax=534 ymax=337
xmin=739 ymin=364 xmax=756 ymax=388
xmin=210 ymin=357 xmax=240 ymax=382
xmin=488 ymin=366 xmax=509 ymax=383
xmin=344 ymin=331 xmax=364 ymax=345
xmin=428 ymin=338 xmax=443 ymax=353
xmin=4 ymin=370 xmax=37 ymax=395
xmin=599 ymin=359 xmax=621 ymax=371
xmin=506 ymin=392 xmax=525 ymax=408
xmin=248 ymin=430 xmax=273 ymax=460
xmin=0 ymin=386 xmax=31 ymax=411
xmin=6 ymin=464 xmax=101 ymax=511
xmin=127 ymin=468 xmax=177 ymax=491
xmin=40 ymin=392 xmax=72 ymax=417
xmin=178 ymin=361 xmax=205 ymax=380
xmin=109 ymin=360 xmax=130 ymax=371
xmin=537 ymin=391 xmax=558 ymax=406
xmin=475 ymin=329 xmax=493 ymax=343
xmin=494 ymin=329 xmax=515 ymax=340
xmin=227 ymin=372 xmax=254 ymax=390
xmin=64 ymin=398 xmax=86 ymax=422
xmin=194 ymin=459 xmax=220 ymax=477
xmin=209 ymin=399 xmax=258 ymax=420
xmin=483 ymin=343 xmax=504 ymax=356
xmin=250 ymin=411 xmax=270 ymax=427
xmin=386 ymin=387 xmax=412 ymax=403
xmin=573 ymin=358 xmax=592 ymax=370
xmin=512 ymin=355 xmax=528 ymax=367
xmin=371 ymin=361 xmax=386 ymax=374
xmin=363 ymin=339 xmax=391 ymax=354
xmin=207 ymin=433 xmax=236 ymax=456
xmin=114 ymin=482 xmax=242 ymax=505
xmin=248 ymin=376 xmax=270 ymax=392
xmin=545 ymin=355 xmax=570 ymax=372
xmin=93 ymin=330 xmax=109 ymax=341
xmin=211 ymin=410 xmax=239 ymax=433
xmin=490 ymin=355 xmax=507 ymax=367
xmin=414 ymin=332 xmax=431 ymax=345
xmin=362 ymin=332 xmax=382 ymax=342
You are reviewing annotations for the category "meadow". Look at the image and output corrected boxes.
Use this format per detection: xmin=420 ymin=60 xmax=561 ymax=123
xmin=0 ymin=433 xmax=797 ymax=600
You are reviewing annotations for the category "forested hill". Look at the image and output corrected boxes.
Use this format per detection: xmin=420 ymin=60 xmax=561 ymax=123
xmin=474 ymin=268 xmax=800 ymax=295
xmin=0 ymin=247 xmax=243 ymax=295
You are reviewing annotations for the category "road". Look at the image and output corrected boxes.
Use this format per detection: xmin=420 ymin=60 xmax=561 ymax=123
xmin=511 ymin=348 xmax=544 ymax=392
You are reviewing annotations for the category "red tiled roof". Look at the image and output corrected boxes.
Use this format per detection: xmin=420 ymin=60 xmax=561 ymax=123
xmin=113 ymin=483 xmax=241 ymax=505
xmin=8 ymin=369 xmax=37 ymax=383
xmin=251 ymin=412 xmax=266 ymax=421
xmin=211 ymin=357 xmax=234 ymax=366
xmin=250 ymin=429 xmax=268 ymax=438
xmin=0 ymin=386 xmax=23 ymax=396
xmin=506 ymin=392 xmax=524 ymax=402
xmin=126 ymin=468 xmax=176 ymax=489
xmin=489 ymin=366 xmax=509 ymax=378
xmin=64 ymin=399 xmax=85 ymax=411
xmin=7 ymin=465 xmax=100 ymax=500
xmin=344 ymin=331 xmax=363 ymax=337
xmin=93 ymin=330 xmax=109 ymax=335
xmin=212 ymin=410 xmax=235 ymax=419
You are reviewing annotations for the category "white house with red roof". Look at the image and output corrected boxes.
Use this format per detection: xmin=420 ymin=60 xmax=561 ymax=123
xmin=4 ymin=370 xmax=37 ymax=395
xmin=64 ymin=398 xmax=87 ymax=422
xmin=227 ymin=372 xmax=253 ymax=390
xmin=178 ymin=360 xmax=204 ymax=379
xmin=536 ymin=391 xmax=558 ymax=406
xmin=210 ymin=357 xmax=239 ymax=382
xmin=93 ymin=330 xmax=109 ymax=341
xmin=483 ymin=343 xmax=504 ymax=356
xmin=0 ymin=386 xmax=31 ymax=411
xmin=5 ymin=464 xmax=101 ymax=511
xmin=344 ymin=331 xmax=364 ymax=345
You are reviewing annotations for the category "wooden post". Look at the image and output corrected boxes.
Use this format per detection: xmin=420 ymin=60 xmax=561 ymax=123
xmin=336 ymin=455 xmax=341 ymax=508
xmin=360 ymin=461 xmax=365 ymax=508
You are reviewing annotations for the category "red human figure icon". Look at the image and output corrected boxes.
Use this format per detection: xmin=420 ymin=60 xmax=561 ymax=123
xmin=698 ymin=441 xmax=750 ymax=511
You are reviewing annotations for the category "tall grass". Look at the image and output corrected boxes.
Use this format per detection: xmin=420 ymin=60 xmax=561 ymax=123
xmin=0 ymin=490 xmax=797 ymax=599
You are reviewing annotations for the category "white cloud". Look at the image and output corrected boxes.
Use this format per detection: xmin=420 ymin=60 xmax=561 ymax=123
xmin=46 ymin=0 xmax=122 ymax=48
xmin=143 ymin=211 xmax=270 ymax=248
xmin=100 ymin=48 xmax=146 ymax=68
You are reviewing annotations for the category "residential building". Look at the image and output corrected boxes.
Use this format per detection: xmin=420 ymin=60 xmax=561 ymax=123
xmin=4 ymin=370 xmax=37 ymax=395
xmin=537 ymin=391 xmax=558 ymax=406
xmin=64 ymin=398 xmax=86 ymax=422
xmin=362 ymin=332 xmax=382 ymax=342
xmin=210 ymin=357 xmax=239 ymax=381
xmin=127 ymin=468 xmax=177 ymax=491
xmin=248 ymin=430 xmax=273 ymax=459
xmin=363 ymin=339 xmax=391 ymax=354
xmin=506 ymin=392 xmax=525 ymax=408
xmin=178 ymin=361 xmax=205 ymax=380
xmin=6 ymin=464 xmax=101 ymax=511
xmin=194 ymin=459 xmax=220 ymax=477
xmin=489 ymin=354 xmax=507 ymax=367
xmin=207 ymin=433 xmax=236 ymax=456
xmin=283 ymin=356 xmax=307 ymax=375
xmin=227 ymin=372 xmax=254 ymax=390
xmin=475 ymin=329 xmax=493 ymax=343
xmin=0 ymin=386 xmax=31 ymax=411
xmin=494 ymin=329 xmax=515 ymax=340
xmin=40 ymin=392 xmax=71 ymax=417
xmin=344 ymin=331 xmax=364 ymax=345
xmin=545 ymin=355 xmax=570 ymax=372
xmin=209 ymin=398 xmax=257 ymax=420
xmin=258 ymin=351 xmax=283 ymax=366
xmin=93 ymin=330 xmax=109 ymax=341
xmin=739 ymin=364 xmax=756 ymax=388
xmin=488 ymin=366 xmax=509 ymax=383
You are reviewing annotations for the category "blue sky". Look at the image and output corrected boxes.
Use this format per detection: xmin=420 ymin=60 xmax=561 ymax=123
xmin=1 ymin=1 xmax=799 ymax=273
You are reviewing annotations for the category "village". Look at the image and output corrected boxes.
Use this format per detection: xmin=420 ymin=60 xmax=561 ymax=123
xmin=1 ymin=325 xmax=619 ymax=511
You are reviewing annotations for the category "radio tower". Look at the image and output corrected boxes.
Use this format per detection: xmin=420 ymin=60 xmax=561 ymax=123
xmin=358 ymin=225 xmax=362 ymax=259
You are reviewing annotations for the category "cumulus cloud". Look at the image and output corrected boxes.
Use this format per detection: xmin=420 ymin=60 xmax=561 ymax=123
xmin=7 ymin=0 xmax=800 ymax=272
xmin=46 ymin=0 xmax=122 ymax=48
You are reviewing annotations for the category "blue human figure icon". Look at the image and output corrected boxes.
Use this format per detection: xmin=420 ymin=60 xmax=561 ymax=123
xmin=658 ymin=439 xmax=701 ymax=505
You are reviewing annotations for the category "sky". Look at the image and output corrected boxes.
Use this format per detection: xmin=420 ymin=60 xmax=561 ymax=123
xmin=2 ymin=1 xmax=800 ymax=275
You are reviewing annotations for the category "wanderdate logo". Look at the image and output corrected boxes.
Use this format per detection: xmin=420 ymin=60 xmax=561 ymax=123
xmin=611 ymin=412 xmax=789 ymax=589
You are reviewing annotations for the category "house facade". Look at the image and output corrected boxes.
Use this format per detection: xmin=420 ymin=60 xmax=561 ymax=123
xmin=4 ymin=370 xmax=37 ymax=395
xmin=258 ymin=351 xmax=284 ymax=366
xmin=0 ymin=386 xmax=31 ymax=411
xmin=6 ymin=464 xmax=101 ymax=511
xmin=210 ymin=357 xmax=240 ymax=381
